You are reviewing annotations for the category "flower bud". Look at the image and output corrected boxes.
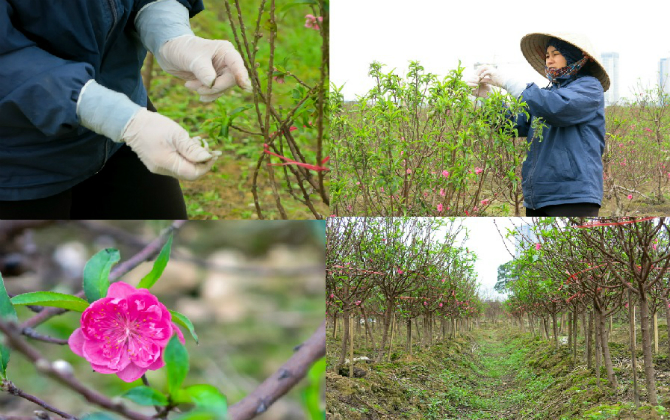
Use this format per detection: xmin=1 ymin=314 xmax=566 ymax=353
xmin=52 ymin=359 xmax=74 ymax=376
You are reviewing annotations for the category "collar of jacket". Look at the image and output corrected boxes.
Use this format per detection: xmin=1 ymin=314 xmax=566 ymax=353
xmin=549 ymin=73 xmax=585 ymax=89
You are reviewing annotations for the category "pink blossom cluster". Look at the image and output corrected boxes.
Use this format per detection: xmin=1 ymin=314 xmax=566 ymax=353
xmin=304 ymin=14 xmax=323 ymax=30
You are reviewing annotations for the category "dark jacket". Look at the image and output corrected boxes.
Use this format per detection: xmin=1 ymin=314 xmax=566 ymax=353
xmin=515 ymin=74 xmax=605 ymax=210
xmin=0 ymin=0 xmax=204 ymax=200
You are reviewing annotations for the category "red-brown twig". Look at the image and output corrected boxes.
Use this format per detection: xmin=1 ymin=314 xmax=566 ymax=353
xmin=228 ymin=319 xmax=325 ymax=419
xmin=1 ymin=380 xmax=77 ymax=419
xmin=21 ymin=221 xmax=186 ymax=330
xmin=0 ymin=319 xmax=152 ymax=420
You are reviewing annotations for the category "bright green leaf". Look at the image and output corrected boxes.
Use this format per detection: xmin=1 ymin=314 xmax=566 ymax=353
xmin=165 ymin=335 xmax=189 ymax=395
xmin=11 ymin=292 xmax=90 ymax=312
xmin=121 ymin=386 xmax=169 ymax=406
xmin=303 ymin=357 xmax=325 ymax=419
xmin=138 ymin=234 xmax=173 ymax=290
xmin=83 ymin=249 xmax=120 ymax=303
xmin=81 ymin=414 xmax=118 ymax=420
xmin=170 ymin=310 xmax=199 ymax=344
xmin=0 ymin=272 xmax=18 ymax=379
xmin=185 ymin=384 xmax=227 ymax=413
xmin=171 ymin=411 xmax=217 ymax=420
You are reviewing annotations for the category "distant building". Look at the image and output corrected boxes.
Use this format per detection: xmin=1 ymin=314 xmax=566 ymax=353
xmin=660 ymin=57 xmax=670 ymax=95
xmin=601 ymin=52 xmax=619 ymax=106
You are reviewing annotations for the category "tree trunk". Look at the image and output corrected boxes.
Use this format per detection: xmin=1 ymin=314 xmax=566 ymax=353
xmin=360 ymin=308 xmax=376 ymax=356
xmin=572 ymin=308 xmax=578 ymax=365
xmin=387 ymin=312 xmax=396 ymax=362
xmin=528 ymin=313 xmax=535 ymax=336
xmin=595 ymin=311 xmax=602 ymax=386
xmin=586 ymin=310 xmax=593 ymax=370
xmin=639 ymin=295 xmax=658 ymax=405
xmin=597 ymin=309 xmax=618 ymax=388
xmin=332 ymin=311 xmax=338 ymax=338
xmin=665 ymin=297 xmax=670 ymax=358
xmin=629 ymin=290 xmax=640 ymax=407
xmin=376 ymin=303 xmax=394 ymax=362
xmin=551 ymin=312 xmax=559 ymax=348
xmin=338 ymin=310 xmax=350 ymax=366
xmin=654 ymin=311 xmax=659 ymax=355
xmin=349 ymin=316 xmax=355 ymax=378
xmin=406 ymin=318 xmax=412 ymax=353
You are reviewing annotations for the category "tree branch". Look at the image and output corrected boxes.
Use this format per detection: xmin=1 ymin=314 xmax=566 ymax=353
xmin=0 ymin=319 xmax=153 ymax=420
xmin=228 ymin=319 xmax=325 ymax=420
xmin=21 ymin=221 xmax=187 ymax=329
xmin=1 ymin=379 xmax=77 ymax=419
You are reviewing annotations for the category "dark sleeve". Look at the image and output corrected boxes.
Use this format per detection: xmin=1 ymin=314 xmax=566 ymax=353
xmin=134 ymin=0 xmax=205 ymax=18
xmin=0 ymin=1 xmax=95 ymax=137
xmin=520 ymin=77 xmax=603 ymax=127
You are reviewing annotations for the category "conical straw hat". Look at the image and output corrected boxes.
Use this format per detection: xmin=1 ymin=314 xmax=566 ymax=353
xmin=520 ymin=32 xmax=610 ymax=92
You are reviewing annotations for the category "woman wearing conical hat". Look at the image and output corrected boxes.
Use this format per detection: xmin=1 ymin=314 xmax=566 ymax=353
xmin=468 ymin=33 xmax=610 ymax=217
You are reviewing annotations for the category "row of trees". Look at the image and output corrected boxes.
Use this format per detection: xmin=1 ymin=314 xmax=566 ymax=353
xmin=501 ymin=217 xmax=670 ymax=406
xmin=331 ymin=62 xmax=670 ymax=216
xmin=326 ymin=217 xmax=482 ymax=373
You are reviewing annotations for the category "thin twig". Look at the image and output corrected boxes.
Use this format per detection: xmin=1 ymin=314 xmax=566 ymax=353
xmin=228 ymin=319 xmax=325 ymax=420
xmin=1 ymin=380 xmax=77 ymax=419
xmin=21 ymin=328 xmax=68 ymax=345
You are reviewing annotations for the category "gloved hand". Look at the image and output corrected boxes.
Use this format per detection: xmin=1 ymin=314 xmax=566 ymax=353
xmin=121 ymin=108 xmax=220 ymax=180
xmin=157 ymin=35 xmax=251 ymax=102
xmin=135 ymin=0 xmax=251 ymax=102
xmin=77 ymin=80 xmax=219 ymax=181
xmin=475 ymin=65 xmax=527 ymax=98
xmin=464 ymin=74 xmax=494 ymax=98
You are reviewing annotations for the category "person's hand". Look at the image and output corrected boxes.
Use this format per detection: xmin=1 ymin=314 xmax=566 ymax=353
xmin=465 ymin=74 xmax=494 ymax=98
xmin=155 ymin=35 xmax=251 ymax=102
xmin=475 ymin=65 xmax=526 ymax=98
xmin=121 ymin=109 xmax=220 ymax=180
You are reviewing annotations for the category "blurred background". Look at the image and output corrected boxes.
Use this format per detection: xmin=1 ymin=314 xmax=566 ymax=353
xmin=0 ymin=221 xmax=325 ymax=419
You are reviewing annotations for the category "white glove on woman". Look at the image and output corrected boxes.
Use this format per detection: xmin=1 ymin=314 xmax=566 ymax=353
xmin=464 ymin=74 xmax=494 ymax=98
xmin=475 ymin=65 xmax=527 ymax=98
xmin=77 ymin=80 xmax=218 ymax=181
xmin=135 ymin=0 xmax=251 ymax=102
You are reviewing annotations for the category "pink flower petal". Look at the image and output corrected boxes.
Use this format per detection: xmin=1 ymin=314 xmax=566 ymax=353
xmin=68 ymin=328 xmax=85 ymax=357
xmin=116 ymin=362 xmax=147 ymax=383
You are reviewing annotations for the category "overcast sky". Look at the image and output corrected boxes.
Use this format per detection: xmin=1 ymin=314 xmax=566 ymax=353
xmin=331 ymin=0 xmax=670 ymax=101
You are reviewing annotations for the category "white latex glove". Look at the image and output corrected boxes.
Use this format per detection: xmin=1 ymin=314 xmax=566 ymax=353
xmin=135 ymin=0 xmax=251 ymax=102
xmin=121 ymin=109 xmax=221 ymax=181
xmin=464 ymin=74 xmax=493 ymax=98
xmin=77 ymin=80 xmax=219 ymax=181
xmin=156 ymin=35 xmax=252 ymax=102
xmin=476 ymin=65 xmax=527 ymax=98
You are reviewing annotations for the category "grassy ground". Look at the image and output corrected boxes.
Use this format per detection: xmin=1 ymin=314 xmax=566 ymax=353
xmin=326 ymin=320 xmax=670 ymax=419
xmin=147 ymin=0 xmax=327 ymax=219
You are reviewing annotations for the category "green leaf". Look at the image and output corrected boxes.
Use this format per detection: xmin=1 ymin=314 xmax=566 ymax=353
xmin=185 ymin=384 xmax=227 ymax=413
xmin=11 ymin=292 xmax=90 ymax=312
xmin=0 ymin=272 xmax=18 ymax=379
xmin=171 ymin=412 xmax=217 ymax=420
xmin=165 ymin=335 xmax=189 ymax=396
xmin=83 ymin=249 xmax=120 ymax=303
xmin=138 ymin=234 xmax=173 ymax=290
xmin=303 ymin=358 xmax=326 ymax=420
xmin=170 ymin=310 xmax=199 ymax=344
xmin=121 ymin=386 xmax=169 ymax=406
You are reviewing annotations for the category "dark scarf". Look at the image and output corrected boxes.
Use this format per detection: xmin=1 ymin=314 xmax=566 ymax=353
xmin=545 ymin=37 xmax=591 ymax=84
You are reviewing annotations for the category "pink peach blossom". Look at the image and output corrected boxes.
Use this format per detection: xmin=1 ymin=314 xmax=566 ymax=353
xmin=535 ymin=243 xmax=541 ymax=250
xmin=442 ymin=170 xmax=450 ymax=178
xmin=437 ymin=203 xmax=444 ymax=212
xmin=440 ymin=188 xmax=446 ymax=197
xmin=474 ymin=167 xmax=483 ymax=175
xmin=627 ymin=194 xmax=633 ymax=199
xmin=304 ymin=14 xmax=323 ymax=30
xmin=68 ymin=282 xmax=184 ymax=383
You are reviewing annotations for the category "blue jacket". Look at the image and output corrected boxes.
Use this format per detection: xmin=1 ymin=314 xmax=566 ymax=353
xmin=0 ymin=0 xmax=204 ymax=201
xmin=515 ymin=74 xmax=605 ymax=210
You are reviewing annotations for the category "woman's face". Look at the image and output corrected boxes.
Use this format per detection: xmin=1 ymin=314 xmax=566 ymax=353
xmin=546 ymin=46 xmax=567 ymax=69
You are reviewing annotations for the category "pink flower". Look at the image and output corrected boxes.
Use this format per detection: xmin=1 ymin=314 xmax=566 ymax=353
xmin=645 ymin=128 xmax=652 ymax=133
xmin=330 ymin=293 xmax=335 ymax=299
xmin=406 ymin=169 xmax=412 ymax=174
xmin=627 ymin=194 xmax=633 ymax=199
xmin=437 ymin=203 xmax=444 ymax=212
xmin=398 ymin=269 xmax=404 ymax=274
xmin=440 ymin=188 xmax=446 ymax=197
xmin=442 ymin=170 xmax=450 ymax=178
xmin=423 ymin=301 xmax=428 ymax=306
xmin=535 ymin=243 xmax=541 ymax=250
xmin=355 ymin=300 xmax=361 ymax=306
xmin=653 ymin=244 xmax=658 ymax=250
xmin=304 ymin=14 xmax=323 ymax=30
xmin=474 ymin=167 xmax=483 ymax=175
xmin=439 ymin=303 xmax=443 ymax=307
xmin=68 ymin=282 xmax=184 ymax=383
xmin=480 ymin=199 xmax=490 ymax=206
